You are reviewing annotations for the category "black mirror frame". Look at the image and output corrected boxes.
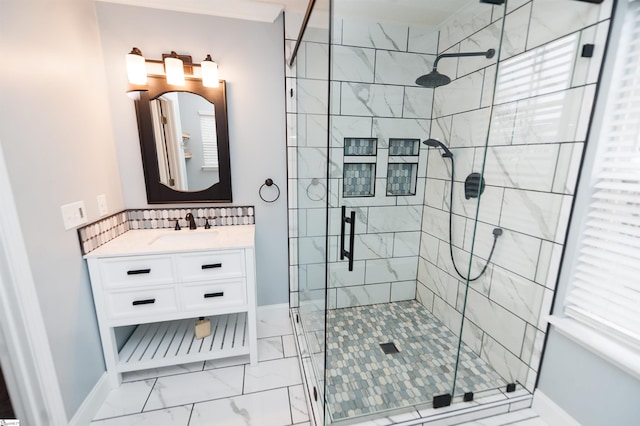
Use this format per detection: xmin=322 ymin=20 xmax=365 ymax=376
xmin=133 ymin=76 xmax=232 ymax=203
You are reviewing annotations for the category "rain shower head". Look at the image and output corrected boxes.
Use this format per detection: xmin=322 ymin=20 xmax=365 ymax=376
xmin=423 ymin=138 xmax=453 ymax=158
xmin=415 ymin=69 xmax=451 ymax=88
xmin=415 ymin=48 xmax=496 ymax=88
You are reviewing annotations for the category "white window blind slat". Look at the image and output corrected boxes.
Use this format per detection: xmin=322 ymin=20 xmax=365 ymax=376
xmin=583 ymin=221 xmax=640 ymax=240
xmin=573 ymin=268 xmax=640 ymax=298
xmin=568 ymin=293 xmax=639 ymax=328
xmin=564 ymin=2 xmax=640 ymax=349
xmin=198 ymin=111 xmax=218 ymax=169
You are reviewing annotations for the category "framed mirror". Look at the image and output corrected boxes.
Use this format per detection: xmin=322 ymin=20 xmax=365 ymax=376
xmin=133 ymin=75 xmax=232 ymax=203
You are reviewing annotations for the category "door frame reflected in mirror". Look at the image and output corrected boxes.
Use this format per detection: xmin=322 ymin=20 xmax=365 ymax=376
xmin=132 ymin=75 xmax=232 ymax=203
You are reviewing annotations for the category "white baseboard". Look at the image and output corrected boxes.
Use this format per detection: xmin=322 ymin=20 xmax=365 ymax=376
xmin=69 ymin=373 xmax=111 ymax=426
xmin=532 ymin=390 xmax=580 ymax=426
xmin=257 ymin=303 xmax=289 ymax=320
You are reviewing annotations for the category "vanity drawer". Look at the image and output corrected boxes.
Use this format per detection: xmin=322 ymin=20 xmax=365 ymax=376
xmin=177 ymin=251 xmax=245 ymax=282
xmin=105 ymin=286 xmax=178 ymax=321
xmin=181 ymin=280 xmax=246 ymax=312
xmin=99 ymin=256 xmax=175 ymax=289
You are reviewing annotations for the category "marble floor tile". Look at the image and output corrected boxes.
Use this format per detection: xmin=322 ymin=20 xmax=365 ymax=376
xmin=122 ymin=362 xmax=204 ymax=383
xmin=189 ymin=388 xmax=291 ymax=426
xmin=94 ymin=379 xmax=155 ymax=420
xmin=283 ymin=334 xmax=298 ymax=358
xmin=257 ymin=315 xmax=293 ymax=338
xmin=90 ymin=405 xmax=192 ymax=426
xmin=288 ymin=384 xmax=310 ymax=424
xmin=258 ymin=336 xmax=285 ymax=361
xmin=144 ymin=366 xmax=244 ymax=411
xmin=244 ymin=357 xmax=302 ymax=394
xmin=203 ymin=355 xmax=249 ymax=370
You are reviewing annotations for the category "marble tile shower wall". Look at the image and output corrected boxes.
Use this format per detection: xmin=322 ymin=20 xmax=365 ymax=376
xmin=417 ymin=0 xmax=613 ymax=392
xmin=325 ymin=18 xmax=445 ymax=309
xmin=286 ymin=19 xmax=440 ymax=310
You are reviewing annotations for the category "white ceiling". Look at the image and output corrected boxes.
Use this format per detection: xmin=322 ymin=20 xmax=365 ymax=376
xmin=98 ymin=0 xmax=471 ymax=26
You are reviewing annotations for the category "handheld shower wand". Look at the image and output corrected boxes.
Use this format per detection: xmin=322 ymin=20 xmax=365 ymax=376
xmin=422 ymin=139 xmax=502 ymax=281
xmin=423 ymin=138 xmax=453 ymax=158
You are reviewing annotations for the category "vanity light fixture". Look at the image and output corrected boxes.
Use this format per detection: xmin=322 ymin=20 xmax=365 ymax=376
xmin=125 ymin=47 xmax=220 ymax=89
xmin=164 ymin=51 xmax=185 ymax=86
xmin=125 ymin=47 xmax=147 ymax=85
xmin=201 ymin=54 xmax=219 ymax=88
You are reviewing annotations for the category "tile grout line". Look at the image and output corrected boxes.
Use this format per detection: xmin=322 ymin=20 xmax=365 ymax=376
xmin=140 ymin=377 xmax=157 ymax=414
xmin=287 ymin=385 xmax=295 ymax=425
xmin=186 ymin=403 xmax=195 ymax=426
xmin=241 ymin=363 xmax=246 ymax=395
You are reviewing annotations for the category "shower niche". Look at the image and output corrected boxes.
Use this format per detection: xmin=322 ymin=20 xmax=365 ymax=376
xmin=386 ymin=139 xmax=419 ymax=196
xmin=343 ymin=138 xmax=377 ymax=197
xmin=287 ymin=0 xmax=613 ymax=424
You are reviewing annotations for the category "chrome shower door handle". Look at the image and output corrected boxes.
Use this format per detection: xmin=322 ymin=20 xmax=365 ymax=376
xmin=340 ymin=206 xmax=356 ymax=271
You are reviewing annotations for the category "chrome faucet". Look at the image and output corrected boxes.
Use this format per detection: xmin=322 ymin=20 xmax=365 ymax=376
xmin=185 ymin=213 xmax=197 ymax=230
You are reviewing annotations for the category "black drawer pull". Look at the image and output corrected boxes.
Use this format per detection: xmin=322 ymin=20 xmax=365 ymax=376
xmin=204 ymin=292 xmax=224 ymax=298
xmin=127 ymin=268 xmax=151 ymax=275
xmin=202 ymin=263 xmax=222 ymax=270
xmin=132 ymin=298 xmax=156 ymax=306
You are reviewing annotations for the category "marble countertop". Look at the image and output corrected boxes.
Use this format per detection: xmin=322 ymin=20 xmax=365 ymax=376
xmin=84 ymin=225 xmax=255 ymax=258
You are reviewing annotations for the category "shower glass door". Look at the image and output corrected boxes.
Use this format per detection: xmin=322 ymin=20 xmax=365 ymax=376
xmin=323 ymin=0 xmax=507 ymax=423
xmin=292 ymin=0 xmax=331 ymax=422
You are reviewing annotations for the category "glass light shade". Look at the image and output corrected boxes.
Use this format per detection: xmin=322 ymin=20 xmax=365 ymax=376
xmin=165 ymin=56 xmax=185 ymax=86
xmin=126 ymin=49 xmax=147 ymax=85
xmin=201 ymin=55 xmax=219 ymax=88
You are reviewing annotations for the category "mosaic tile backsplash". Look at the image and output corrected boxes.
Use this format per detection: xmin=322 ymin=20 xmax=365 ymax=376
xmin=78 ymin=206 xmax=255 ymax=255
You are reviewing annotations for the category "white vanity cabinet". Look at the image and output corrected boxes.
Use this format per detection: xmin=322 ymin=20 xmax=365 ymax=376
xmin=84 ymin=226 xmax=257 ymax=387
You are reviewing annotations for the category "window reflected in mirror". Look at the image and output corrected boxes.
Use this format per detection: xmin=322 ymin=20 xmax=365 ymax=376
xmin=150 ymin=93 xmax=219 ymax=192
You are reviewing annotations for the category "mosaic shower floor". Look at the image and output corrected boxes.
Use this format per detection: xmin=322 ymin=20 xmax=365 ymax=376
xmin=325 ymin=300 xmax=506 ymax=421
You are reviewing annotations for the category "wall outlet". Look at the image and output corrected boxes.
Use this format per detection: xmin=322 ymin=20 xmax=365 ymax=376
xmin=61 ymin=201 xmax=88 ymax=230
xmin=97 ymin=194 xmax=108 ymax=216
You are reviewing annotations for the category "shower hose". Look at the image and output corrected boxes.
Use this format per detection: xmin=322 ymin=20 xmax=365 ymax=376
xmin=446 ymin=156 xmax=502 ymax=282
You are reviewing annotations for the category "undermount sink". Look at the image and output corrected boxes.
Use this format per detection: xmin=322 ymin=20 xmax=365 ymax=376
xmin=149 ymin=230 xmax=219 ymax=246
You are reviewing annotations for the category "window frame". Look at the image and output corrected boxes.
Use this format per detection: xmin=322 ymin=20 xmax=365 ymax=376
xmin=550 ymin=0 xmax=640 ymax=380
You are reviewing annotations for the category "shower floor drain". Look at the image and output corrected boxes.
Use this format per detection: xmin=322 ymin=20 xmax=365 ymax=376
xmin=380 ymin=342 xmax=399 ymax=354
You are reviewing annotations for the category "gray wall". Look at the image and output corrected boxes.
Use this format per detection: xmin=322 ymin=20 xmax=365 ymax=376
xmin=538 ymin=332 xmax=640 ymax=425
xmin=95 ymin=3 xmax=289 ymax=306
xmin=537 ymin=0 xmax=640 ymax=423
xmin=0 ymin=0 xmax=125 ymax=418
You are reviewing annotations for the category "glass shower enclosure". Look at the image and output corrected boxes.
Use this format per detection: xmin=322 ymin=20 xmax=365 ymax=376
xmin=288 ymin=0 xmax=613 ymax=424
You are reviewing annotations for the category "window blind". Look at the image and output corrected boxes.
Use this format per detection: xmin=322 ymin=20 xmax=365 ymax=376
xmin=199 ymin=111 xmax=218 ymax=169
xmin=564 ymin=2 xmax=640 ymax=349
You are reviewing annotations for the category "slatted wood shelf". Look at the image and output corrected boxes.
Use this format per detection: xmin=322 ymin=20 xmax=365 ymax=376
xmin=116 ymin=312 xmax=249 ymax=372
